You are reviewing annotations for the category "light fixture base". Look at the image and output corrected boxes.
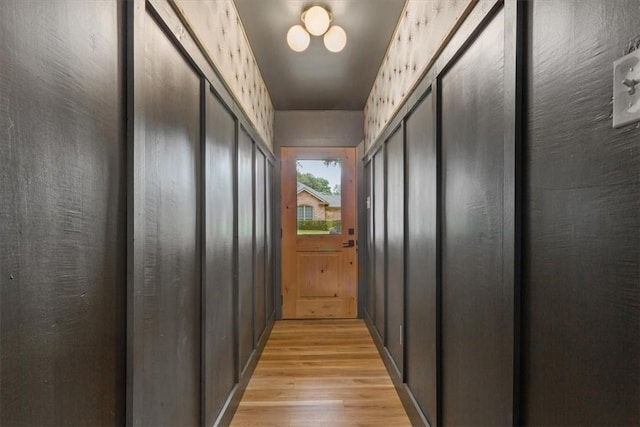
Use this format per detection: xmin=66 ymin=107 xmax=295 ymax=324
xmin=300 ymin=9 xmax=333 ymax=25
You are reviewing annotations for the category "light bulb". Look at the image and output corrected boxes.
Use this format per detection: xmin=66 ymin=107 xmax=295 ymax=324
xmin=324 ymin=25 xmax=347 ymax=53
xmin=303 ymin=6 xmax=331 ymax=36
xmin=287 ymin=25 xmax=310 ymax=52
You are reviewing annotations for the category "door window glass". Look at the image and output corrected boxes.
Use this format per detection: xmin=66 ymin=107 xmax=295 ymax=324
xmin=296 ymin=159 xmax=342 ymax=235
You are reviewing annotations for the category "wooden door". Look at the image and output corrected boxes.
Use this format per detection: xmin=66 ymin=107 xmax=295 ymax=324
xmin=281 ymin=147 xmax=357 ymax=319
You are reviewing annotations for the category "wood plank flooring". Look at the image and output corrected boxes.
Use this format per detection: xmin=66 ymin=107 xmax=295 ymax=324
xmin=230 ymin=319 xmax=411 ymax=426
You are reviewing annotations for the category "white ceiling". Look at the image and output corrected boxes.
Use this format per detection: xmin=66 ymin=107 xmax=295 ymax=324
xmin=234 ymin=0 xmax=407 ymax=110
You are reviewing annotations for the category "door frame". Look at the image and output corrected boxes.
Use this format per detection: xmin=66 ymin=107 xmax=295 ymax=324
xmin=277 ymin=146 xmax=363 ymax=319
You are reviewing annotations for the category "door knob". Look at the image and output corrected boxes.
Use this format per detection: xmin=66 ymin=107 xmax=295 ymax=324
xmin=342 ymin=240 xmax=355 ymax=248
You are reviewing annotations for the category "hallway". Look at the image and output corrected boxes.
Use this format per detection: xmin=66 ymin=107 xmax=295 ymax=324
xmin=1 ymin=0 xmax=639 ymax=425
xmin=231 ymin=320 xmax=411 ymax=426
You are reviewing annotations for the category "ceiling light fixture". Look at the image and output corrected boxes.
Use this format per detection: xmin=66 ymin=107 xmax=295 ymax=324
xmin=287 ymin=24 xmax=310 ymax=52
xmin=323 ymin=25 xmax=347 ymax=53
xmin=286 ymin=5 xmax=346 ymax=53
xmin=302 ymin=6 xmax=331 ymax=36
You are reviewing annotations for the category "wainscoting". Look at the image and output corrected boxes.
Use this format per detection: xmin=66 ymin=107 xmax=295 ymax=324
xmin=1 ymin=0 xmax=276 ymax=425
xmin=127 ymin=1 xmax=276 ymax=425
xmin=362 ymin=0 xmax=639 ymax=425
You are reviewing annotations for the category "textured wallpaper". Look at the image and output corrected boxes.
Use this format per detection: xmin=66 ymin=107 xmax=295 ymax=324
xmin=175 ymin=0 xmax=274 ymax=148
xmin=364 ymin=0 xmax=471 ymax=149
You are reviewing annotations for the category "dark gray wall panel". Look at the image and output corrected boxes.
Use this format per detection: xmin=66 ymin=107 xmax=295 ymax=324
xmin=441 ymin=10 xmax=507 ymax=425
xmin=365 ymin=162 xmax=375 ymax=320
xmin=385 ymin=128 xmax=404 ymax=374
xmin=523 ymin=1 xmax=640 ymax=424
xmin=254 ymin=150 xmax=266 ymax=342
xmin=373 ymin=150 xmax=386 ymax=340
xmin=356 ymin=141 xmax=367 ymax=316
xmin=265 ymin=162 xmax=275 ymax=321
xmin=238 ymin=128 xmax=255 ymax=371
xmin=405 ymin=93 xmax=437 ymax=423
xmin=203 ymin=89 xmax=236 ymax=426
xmin=141 ymin=14 xmax=201 ymax=425
xmin=0 ymin=1 xmax=126 ymax=424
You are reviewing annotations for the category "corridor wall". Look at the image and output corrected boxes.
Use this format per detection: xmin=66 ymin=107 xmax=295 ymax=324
xmin=0 ymin=0 xmax=277 ymax=425
xmin=203 ymin=88 xmax=236 ymax=425
xmin=523 ymin=1 xmax=640 ymax=423
xmin=386 ymin=127 xmax=405 ymax=376
xmin=405 ymin=91 xmax=437 ymax=424
xmin=363 ymin=1 xmax=639 ymax=426
xmin=129 ymin=2 xmax=276 ymax=425
xmin=0 ymin=1 xmax=127 ymax=424
xmin=441 ymin=10 xmax=508 ymax=424
xmin=373 ymin=150 xmax=386 ymax=341
xmin=254 ymin=150 xmax=267 ymax=346
xmin=137 ymin=13 xmax=202 ymax=424
xmin=237 ymin=127 xmax=255 ymax=376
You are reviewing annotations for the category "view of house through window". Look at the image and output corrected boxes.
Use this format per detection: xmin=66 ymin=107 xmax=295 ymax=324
xmin=296 ymin=159 xmax=342 ymax=235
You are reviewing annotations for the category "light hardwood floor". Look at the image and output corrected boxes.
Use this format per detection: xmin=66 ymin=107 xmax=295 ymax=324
xmin=230 ymin=319 xmax=411 ymax=426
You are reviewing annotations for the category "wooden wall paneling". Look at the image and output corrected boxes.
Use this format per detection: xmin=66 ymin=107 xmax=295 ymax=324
xmin=359 ymin=3 xmax=514 ymax=426
xmin=128 ymin=1 xmax=146 ymax=423
xmin=254 ymin=149 xmax=266 ymax=343
xmin=265 ymin=161 xmax=275 ymax=321
xmin=138 ymin=10 xmax=202 ymax=425
xmin=203 ymin=86 xmax=236 ymax=426
xmin=434 ymin=79 xmax=443 ymax=427
xmin=238 ymin=127 xmax=255 ymax=372
xmin=503 ymin=1 xmax=525 ymax=423
xmin=373 ymin=149 xmax=386 ymax=341
xmin=0 ymin=1 xmax=126 ymax=424
xmin=385 ymin=126 xmax=405 ymax=376
xmin=404 ymin=90 xmax=438 ymax=425
xmin=523 ymin=1 xmax=640 ymax=424
xmin=440 ymin=7 xmax=509 ymax=425
xmin=365 ymin=161 xmax=375 ymax=321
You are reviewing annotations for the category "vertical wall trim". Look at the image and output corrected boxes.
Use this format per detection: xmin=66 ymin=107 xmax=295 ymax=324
xmin=401 ymin=120 xmax=409 ymax=384
xmin=262 ymin=153 xmax=267 ymax=330
xmin=233 ymin=115 xmax=241 ymax=384
xmin=433 ymin=78 xmax=443 ymax=427
xmin=382 ymin=141 xmax=389 ymax=348
xmin=265 ymin=158 xmax=271 ymax=322
xmin=251 ymin=136 xmax=256 ymax=349
xmin=503 ymin=0 xmax=525 ymax=424
xmin=259 ymin=149 xmax=268 ymax=339
xmin=371 ymin=158 xmax=376 ymax=324
xmin=126 ymin=1 xmax=145 ymax=424
xmin=198 ymin=78 xmax=206 ymax=427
